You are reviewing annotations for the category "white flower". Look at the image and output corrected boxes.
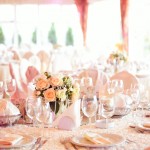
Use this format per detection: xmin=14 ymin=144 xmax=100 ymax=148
xmin=56 ymin=89 xmax=67 ymax=101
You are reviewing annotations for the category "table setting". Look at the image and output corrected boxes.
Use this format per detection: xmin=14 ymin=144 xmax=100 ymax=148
xmin=0 ymin=69 xmax=150 ymax=150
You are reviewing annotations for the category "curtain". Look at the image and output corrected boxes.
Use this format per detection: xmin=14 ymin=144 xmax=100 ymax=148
xmin=75 ymin=0 xmax=88 ymax=46
xmin=120 ymin=0 xmax=129 ymax=52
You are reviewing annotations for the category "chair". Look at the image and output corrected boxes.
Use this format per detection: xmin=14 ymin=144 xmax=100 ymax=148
xmin=28 ymin=55 xmax=41 ymax=73
xmin=11 ymin=50 xmax=21 ymax=61
xmin=9 ymin=61 xmax=39 ymax=118
xmin=9 ymin=62 xmax=27 ymax=118
xmin=25 ymin=66 xmax=39 ymax=83
xmin=79 ymin=68 xmax=109 ymax=98
xmin=36 ymin=50 xmax=51 ymax=72
xmin=22 ymin=51 xmax=34 ymax=59
xmin=110 ymin=70 xmax=138 ymax=91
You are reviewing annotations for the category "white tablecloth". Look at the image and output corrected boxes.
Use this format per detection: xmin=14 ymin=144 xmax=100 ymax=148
xmin=1 ymin=112 xmax=150 ymax=150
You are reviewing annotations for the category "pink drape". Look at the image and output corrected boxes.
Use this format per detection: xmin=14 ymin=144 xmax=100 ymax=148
xmin=75 ymin=0 xmax=88 ymax=46
xmin=120 ymin=0 xmax=129 ymax=52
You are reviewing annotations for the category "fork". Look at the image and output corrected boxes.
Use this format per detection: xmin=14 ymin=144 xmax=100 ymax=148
xmin=31 ymin=137 xmax=41 ymax=150
xmin=126 ymin=138 xmax=139 ymax=148
xmin=35 ymin=139 xmax=47 ymax=150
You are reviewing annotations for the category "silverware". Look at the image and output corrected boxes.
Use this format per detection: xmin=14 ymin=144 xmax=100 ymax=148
xmin=31 ymin=137 xmax=41 ymax=150
xmin=35 ymin=139 xmax=47 ymax=150
xmin=126 ymin=138 xmax=139 ymax=148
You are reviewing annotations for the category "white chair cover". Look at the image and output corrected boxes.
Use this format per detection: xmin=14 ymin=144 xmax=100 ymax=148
xmin=110 ymin=70 xmax=138 ymax=91
xmin=79 ymin=68 xmax=109 ymax=98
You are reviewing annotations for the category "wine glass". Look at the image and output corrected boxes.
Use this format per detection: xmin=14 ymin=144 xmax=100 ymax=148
xmin=80 ymin=77 xmax=94 ymax=96
xmin=35 ymin=98 xmax=52 ymax=138
xmin=4 ymin=79 xmax=16 ymax=99
xmin=25 ymin=97 xmax=38 ymax=126
xmin=0 ymin=81 xmax=4 ymax=98
xmin=115 ymin=80 xmax=124 ymax=94
xmin=130 ymin=87 xmax=140 ymax=126
xmin=101 ymin=96 xmax=115 ymax=128
xmin=81 ymin=94 xmax=98 ymax=125
xmin=107 ymin=80 xmax=118 ymax=95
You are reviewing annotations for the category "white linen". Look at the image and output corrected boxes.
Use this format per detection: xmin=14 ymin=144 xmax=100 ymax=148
xmin=52 ymin=99 xmax=81 ymax=130
xmin=0 ymin=99 xmax=20 ymax=116
xmin=114 ymin=93 xmax=132 ymax=108
xmin=0 ymin=133 xmax=23 ymax=145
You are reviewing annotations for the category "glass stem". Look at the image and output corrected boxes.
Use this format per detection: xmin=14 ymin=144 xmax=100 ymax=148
xmin=89 ymin=117 xmax=92 ymax=125
xmin=106 ymin=118 xmax=108 ymax=129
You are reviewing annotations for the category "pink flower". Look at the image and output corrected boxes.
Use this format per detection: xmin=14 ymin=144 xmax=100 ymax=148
xmin=43 ymin=88 xmax=56 ymax=102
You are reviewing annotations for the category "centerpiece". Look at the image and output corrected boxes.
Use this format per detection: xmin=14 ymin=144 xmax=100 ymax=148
xmin=33 ymin=72 xmax=80 ymax=115
xmin=107 ymin=50 xmax=128 ymax=73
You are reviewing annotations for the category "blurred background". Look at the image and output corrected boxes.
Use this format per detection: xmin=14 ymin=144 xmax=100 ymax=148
xmin=0 ymin=0 xmax=150 ymax=72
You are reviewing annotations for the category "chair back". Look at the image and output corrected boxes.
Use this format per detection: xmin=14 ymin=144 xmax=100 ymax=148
xmin=110 ymin=70 xmax=138 ymax=90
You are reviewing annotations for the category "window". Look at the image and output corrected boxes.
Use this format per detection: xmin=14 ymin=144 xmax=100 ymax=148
xmin=129 ymin=0 xmax=150 ymax=60
xmin=0 ymin=0 xmax=122 ymax=60
xmin=87 ymin=0 xmax=121 ymax=58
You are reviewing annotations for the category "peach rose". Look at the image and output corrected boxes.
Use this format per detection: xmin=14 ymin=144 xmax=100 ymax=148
xmin=36 ymin=78 xmax=49 ymax=90
xmin=50 ymin=76 xmax=61 ymax=86
xmin=43 ymin=88 xmax=56 ymax=102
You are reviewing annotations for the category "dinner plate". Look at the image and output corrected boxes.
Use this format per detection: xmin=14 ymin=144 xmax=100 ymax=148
xmin=137 ymin=123 xmax=150 ymax=131
xmin=114 ymin=107 xmax=131 ymax=116
xmin=0 ymin=134 xmax=36 ymax=149
xmin=71 ymin=133 xmax=125 ymax=148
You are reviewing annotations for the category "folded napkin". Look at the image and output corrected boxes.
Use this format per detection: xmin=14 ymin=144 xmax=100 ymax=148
xmin=114 ymin=93 xmax=132 ymax=108
xmin=52 ymin=99 xmax=81 ymax=130
xmin=0 ymin=133 xmax=23 ymax=145
xmin=0 ymin=99 xmax=20 ymax=116
xmin=114 ymin=93 xmax=132 ymax=115
xmin=84 ymin=132 xmax=112 ymax=145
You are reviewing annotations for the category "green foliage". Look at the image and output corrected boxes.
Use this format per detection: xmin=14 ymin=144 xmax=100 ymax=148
xmin=32 ymin=29 xmax=37 ymax=44
xmin=66 ymin=27 xmax=74 ymax=46
xmin=0 ymin=26 xmax=5 ymax=44
xmin=48 ymin=23 xmax=57 ymax=45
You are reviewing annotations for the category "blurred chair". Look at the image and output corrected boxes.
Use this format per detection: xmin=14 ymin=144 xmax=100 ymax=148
xmin=20 ymin=58 xmax=39 ymax=84
xmin=9 ymin=61 xmax=39 ymax=118
xmin=10 ymin=50 xmax=21 ymax=61
xmin=25 ymin=66 xmax=39 ymax=83
xmin=99 ymin=70 xmax=139 ymax=100
xmin=79 ymin=68 xmax=109 ymax=98
xmin=9 ymin=62 xmax=27 ymax=118
xmin=20 ymin=59 xmax=31 ymax=84
xmin=22 ymin=51 xmax=34 ymax=59
xmin=28 ymin=55 xmax=41 ymax=73
xmin=110 ymin=70 xmax=138 ymax=91
xmin=36 ymin=50 xmax=51 ymax=73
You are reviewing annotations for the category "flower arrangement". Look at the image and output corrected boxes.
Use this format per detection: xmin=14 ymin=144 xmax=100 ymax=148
xmin=107 ymin=50 xmax=128 ymax=64
xmin=33 ymin=72 xmax=80 ymax=113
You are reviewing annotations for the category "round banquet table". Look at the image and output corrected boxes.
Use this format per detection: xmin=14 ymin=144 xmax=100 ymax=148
xmin=0 ymin=112 xmax=150 ymax=150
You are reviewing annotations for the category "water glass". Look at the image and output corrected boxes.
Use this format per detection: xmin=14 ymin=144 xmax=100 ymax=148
xmin=101 ymin=96 xmax=115 ymax=128
xmin=107 ymin=80 xmax=118 ymax=94
xmin=35 ymin=98 xmax=52 ymax=127
xmin=81 ymin=94 xmax=98 ymax=125
xmin=25 ymin=97 xmax=38 ymax=125
xmin=115 ymin=79 xmax=124 ymax=93
xmin=81 ymin=77 xmax=94 ymax=96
